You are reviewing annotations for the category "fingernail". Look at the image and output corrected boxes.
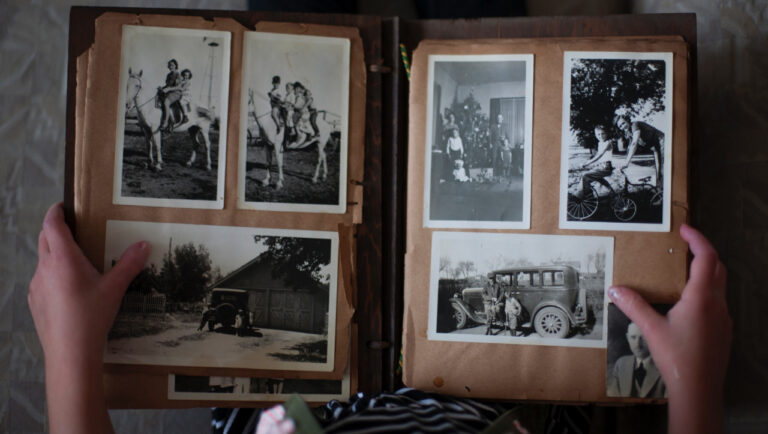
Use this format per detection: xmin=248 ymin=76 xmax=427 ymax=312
xmin=138 ymin=241 xmax=149 ymax=252
xmin=608 ymin=287 xmax=620 ymax=300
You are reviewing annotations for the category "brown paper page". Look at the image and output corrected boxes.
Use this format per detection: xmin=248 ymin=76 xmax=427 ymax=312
xmin=74 ymin=13 xmax=366 ymax=387
xmin=403 ymin=37 xmax=689 ymax=402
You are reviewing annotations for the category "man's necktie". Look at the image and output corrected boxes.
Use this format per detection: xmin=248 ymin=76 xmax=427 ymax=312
xmin=634 ymin=361 xmax=647 ymax=387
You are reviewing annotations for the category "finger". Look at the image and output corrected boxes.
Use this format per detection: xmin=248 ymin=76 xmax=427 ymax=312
xmin=38 ymin=229 xmax=50 ymax=259
xmin=680 ymin=224 xmax=719 ymax=296
xmin=713 ymin=260 xmax=727 ymax=297
xmin=42 ymin=203 xmax=79 ymax=257
xmin=102 ymin=241 xmax=150 ymax=300
xmin=609 ymin=286 xmax=668 ymax=347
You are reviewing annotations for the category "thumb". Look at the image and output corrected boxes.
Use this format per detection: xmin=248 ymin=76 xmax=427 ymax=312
xmin=102 ymin=241 xmax=151 ymax=297
xmin=609 ymin=285 xmax=668 ymax=348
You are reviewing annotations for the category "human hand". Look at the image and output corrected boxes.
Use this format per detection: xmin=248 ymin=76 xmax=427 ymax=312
xmin=28 ymin=203 xmax=150 ymax=367
xmin=609 ymin=224 xmax=731 ymax=433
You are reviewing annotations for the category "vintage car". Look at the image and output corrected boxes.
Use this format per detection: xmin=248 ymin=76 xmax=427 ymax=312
xmin=206 ymin=288 xmax=250 ymax=330
xmin=449 ymin=265 xmax=589 ymax=338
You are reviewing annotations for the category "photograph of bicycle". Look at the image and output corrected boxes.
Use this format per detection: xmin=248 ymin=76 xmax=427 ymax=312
xmin=558 ymin=51 xmax=673 ymax=231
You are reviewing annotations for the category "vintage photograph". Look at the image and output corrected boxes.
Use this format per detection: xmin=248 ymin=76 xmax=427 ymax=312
xmin=559 ymin=52 xmax=673 ymax=231
xmin=168 ymin=371 xmax=349 ymax=402
xmin=607 ymin=303 xmax=671 ymax=398
xmin=104 ymin=220 xmax=339 ymax=372
xmin=114 ymin=25 xmax=231 ymax=209
xmin=423 ymin=54 xmax=533 ymax=229
xmin=428 ymin=232 xmax=613 ymax=348
xmin=238 ymin=31 xmax=350 ymax=213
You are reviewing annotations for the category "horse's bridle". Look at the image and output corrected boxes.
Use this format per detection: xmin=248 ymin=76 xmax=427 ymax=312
xmin=126 ymin=74 xmax=154 ymax=113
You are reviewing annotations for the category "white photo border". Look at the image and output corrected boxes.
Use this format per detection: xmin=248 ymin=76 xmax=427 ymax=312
xmin=423 ymin=54 xmax=534 ymax=230
xmin=113 ymin=25 xmax=231 ymax=209
xmin=558 ymin=51 xmax=673 ymax=232
xmin=104 ymin=220 xmax=339 ymax=372
xmin=167 ymin=370 xmax=350 ymax=402
xmin=237 ymin=31 xmax=350 ymax=214
xmin=427 ymin=231 xmax=613 ymax=349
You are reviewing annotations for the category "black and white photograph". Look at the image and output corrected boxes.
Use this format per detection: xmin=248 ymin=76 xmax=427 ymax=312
xmin=428 ymin=232 xmax=612 ymax=348
xmin=238 ymin=31 xmax=350 ymax=213
xmin=607 ymin=303 xmax=671 ymax=398
xmin=168 ymin=371 xmax=350 ymax=402
xmin=559 ymin=51 xmax=673 ymax=231
xmin=424 ymin=54 xmax=533 ymax=229
xmin=104 ymin=220 xmax=339 ymax=372
xmin=114 ymin=25 xmax=231 ymax=209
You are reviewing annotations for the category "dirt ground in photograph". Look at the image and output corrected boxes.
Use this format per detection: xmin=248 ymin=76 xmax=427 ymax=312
xmin=107 ymin=313 xmax=328 ymax=368
xmin=244 ymin=137 xmax=341 ymax=205
xmin=120 ymin=125 xmax=220 ymax=200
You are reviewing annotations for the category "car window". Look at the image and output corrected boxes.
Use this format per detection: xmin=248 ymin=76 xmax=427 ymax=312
xmin=498 ymin=274 xmax=511 ymax=285
xmin=542 ymin=271 xmax=565 ymax=286
xmin=532 ymin=272 xmax=541 ymax=287
xmin=517 ymin=272 xmax=531 ymax=287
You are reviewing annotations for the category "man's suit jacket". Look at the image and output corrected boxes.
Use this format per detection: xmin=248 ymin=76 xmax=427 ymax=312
xmin=607 ymin=355 xmax=666 ymax=398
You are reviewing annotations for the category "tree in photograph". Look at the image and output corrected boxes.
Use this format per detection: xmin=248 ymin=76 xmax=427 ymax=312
xmin=253 ymin=236 xmax=331 ymax=291
xmin=158 ymin=242 xmax=216 ymax=303
xmin=125 ymin=263 xmax=160 ymax=294
xmin=569 ymin=58 xmax=666 ymax=150
xmin=455 ymin=260 xmax=477 ymax=280
xmin=439 ymin=256 xmax=453 ymax=278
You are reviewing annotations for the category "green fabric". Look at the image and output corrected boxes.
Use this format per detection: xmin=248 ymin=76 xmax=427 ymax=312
xmin=283 ymin=394 xmax=324 ymax=434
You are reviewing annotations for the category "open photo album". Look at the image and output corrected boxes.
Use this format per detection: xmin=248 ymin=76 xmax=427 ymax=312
xmin=66 ymin=8 xmax=694 ymax=407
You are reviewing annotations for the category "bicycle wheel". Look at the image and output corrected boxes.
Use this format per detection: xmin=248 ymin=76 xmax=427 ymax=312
xmin=649 ymin=188 xmax=663 ymax=208
xmin=612 ymin=194 xmax=638 ymax=222
xmin=567 ymin=187 xmax=598 ymax=220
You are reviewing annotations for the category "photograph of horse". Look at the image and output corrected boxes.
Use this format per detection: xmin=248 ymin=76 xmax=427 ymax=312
xmin=238 ymin=31 xmax=349 ymax=213
xmin=115 ymin=26 xmax=230 ymax=208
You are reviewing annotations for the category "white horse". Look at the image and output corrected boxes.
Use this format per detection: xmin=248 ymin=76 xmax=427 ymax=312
xmin=247 ymin=89 xmax=337 ymax=190
xmin=124 ymin=68 xmax=215 ymax=171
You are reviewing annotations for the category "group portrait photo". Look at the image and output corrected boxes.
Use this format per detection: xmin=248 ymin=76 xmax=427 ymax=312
xmin=424 ymin=54 xmax=533 ymax=229
xmin=559 ymin=51 xmax=673 ymax=231
xmin=239 ymin=31 xmax=350 ymax=214
xmin=114 ymin=25 xmax=231 ymax=209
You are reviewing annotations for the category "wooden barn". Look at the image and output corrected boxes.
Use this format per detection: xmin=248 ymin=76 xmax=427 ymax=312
xmin=207 ymin=254 xmax=329 ymax=334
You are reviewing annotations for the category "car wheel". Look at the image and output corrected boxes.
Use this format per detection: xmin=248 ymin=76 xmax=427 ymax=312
xmin=534 ymin=307 xmax=570 ymax=338
xmin=452 ymin=306 xmax=467 ymax=330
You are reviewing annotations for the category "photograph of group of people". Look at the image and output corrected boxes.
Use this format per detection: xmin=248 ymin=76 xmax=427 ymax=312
xmin=560 ymin=51 xmax=673 ymax=231
xmin=239 ymin=31 xmax=350 ymax=214
xmin=115 ymin=26 xmax=351 ymax=214
xmin=423 ymin=51 xmax=672 ymax=232
xmin=425 ymin=54 xmax=533 ymax=229
xmin=428 ymin=231 xmax=612 ymax=348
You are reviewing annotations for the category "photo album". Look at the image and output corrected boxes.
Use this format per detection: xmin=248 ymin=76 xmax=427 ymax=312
xmin=66 ymin=8 xmax=693 ymax=407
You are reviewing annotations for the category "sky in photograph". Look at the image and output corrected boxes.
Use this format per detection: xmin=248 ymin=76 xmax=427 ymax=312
xmin=244 ymin=32 xmax=348 ymax=120
xmin=122 ymin=26 xmax=229 ymax=113
xmin=437 ymin=232 xmax=612 ymax=277
xmin=104 ymin=221 xmax=333 ymax=279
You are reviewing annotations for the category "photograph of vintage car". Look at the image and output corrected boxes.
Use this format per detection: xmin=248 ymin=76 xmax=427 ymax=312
xmin=428 ymin=231 xmax=612 ymax=348
xmin=103 ymin=220 xmax=339 ymax=372
xmin=449 ymin=265 xmax=588 ymax=339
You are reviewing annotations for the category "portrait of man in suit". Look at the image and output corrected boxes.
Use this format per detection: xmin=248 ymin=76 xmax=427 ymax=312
xmin=607 ymin=304 xmax=669 ymax=398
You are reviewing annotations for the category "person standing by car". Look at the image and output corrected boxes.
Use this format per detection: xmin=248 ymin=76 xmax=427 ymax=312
xmin=198 ymin=304 xmax=215 ymax=332
xmin=235 ymin=309 xmax=247 ymax=337
xmin=483 ymin=274 xmax=506 ymax=335
xmin=504 ymin=292 xmax=522 ymax=336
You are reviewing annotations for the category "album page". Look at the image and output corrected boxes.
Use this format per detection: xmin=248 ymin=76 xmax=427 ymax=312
xmin=72 ymin=12 xmax=368 ymax=401
xmin=402 ymin=36 xmax=690 ymax=402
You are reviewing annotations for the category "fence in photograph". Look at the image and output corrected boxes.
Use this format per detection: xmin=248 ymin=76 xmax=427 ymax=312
xmin=120 ymin=292 xmax=167 ymax=314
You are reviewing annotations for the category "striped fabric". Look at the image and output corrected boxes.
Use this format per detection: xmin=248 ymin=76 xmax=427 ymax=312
xmin=322 ymin=388 xmax=505 ymax=433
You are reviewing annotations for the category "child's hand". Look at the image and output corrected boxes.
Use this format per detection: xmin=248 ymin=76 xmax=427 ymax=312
xmin=28 ymin=203 xmax=150 ymax=366
xmin=610 ymin=224 xmax=731 ymax=434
